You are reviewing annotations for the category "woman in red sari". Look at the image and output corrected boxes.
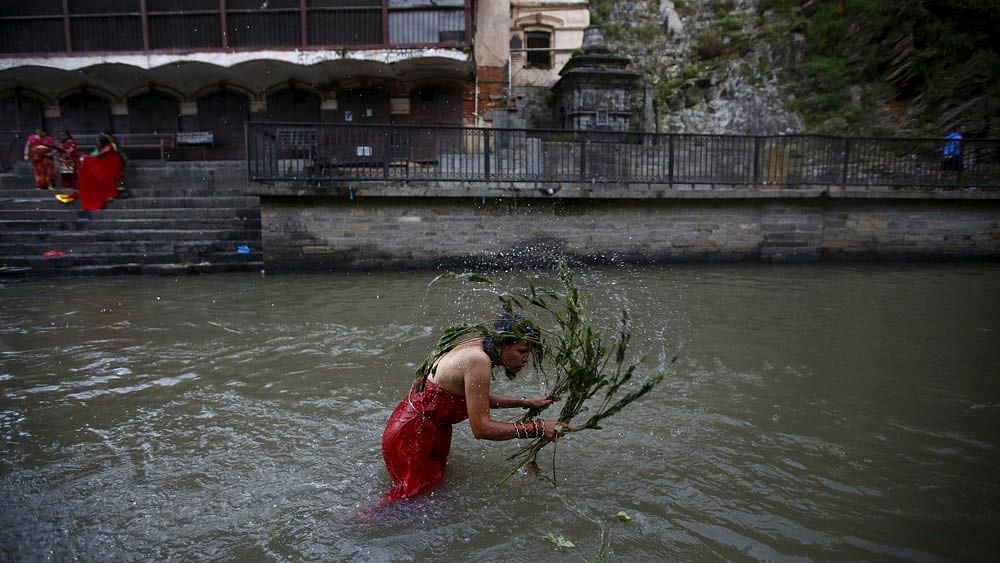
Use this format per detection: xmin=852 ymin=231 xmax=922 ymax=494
xmin=77 ymin=131 xmax=125 ymax=211
xmin=23 ymin=129 xmax=55 ymax=190
xmin=380 ymin=315 xmax=574 ymax=506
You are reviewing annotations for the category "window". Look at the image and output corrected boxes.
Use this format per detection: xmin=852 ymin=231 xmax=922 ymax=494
xmin=525 ymin=30 xmax=551 ymax=69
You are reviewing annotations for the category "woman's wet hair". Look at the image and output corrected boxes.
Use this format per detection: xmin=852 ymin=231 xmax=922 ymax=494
xmin=492 ymin=313 xmax=539 ymax=346
xmin=482 ymin=313 xmax=540 ymax=379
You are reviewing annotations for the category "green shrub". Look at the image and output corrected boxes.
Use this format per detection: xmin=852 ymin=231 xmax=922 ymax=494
xmin=680 ymin=65 xmax=701 ymax=80
xmin=720 ymin=15 xmax=742 ymax=32
xmin=636 ymin=22 xmax=661 ymax=42
xmin=694 ymin=33 xmax=725 ymax=60
xmin=709 ymin=0 xmax=736 ymax=16
xmin=604 ymin=21 xmax=625 ymax=41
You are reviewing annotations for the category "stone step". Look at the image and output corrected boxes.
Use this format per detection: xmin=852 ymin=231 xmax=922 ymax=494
xmin=0 ymin=261 xmax=265 ymax=278
xmin=0 ymin=207 xmax=259 ymax=220
xmin=0 ymin=195 xmax=259 ymax=210
xmin=4 ymin=228 xmax=261 ymax=243
xmin=1 ymin=160 xmax=262 ymax=277
xmin=0 ymin=239 xmax=261 ymax=257
xmin=1 ymin=250 xmax=263 ymax=268
xmin=0 ymin=186 xmax=249 ymax=197
xmin=0 ymin=162 xmax=250 ymax=196
xmin=0 ymin=217 xmax=261 ymax=231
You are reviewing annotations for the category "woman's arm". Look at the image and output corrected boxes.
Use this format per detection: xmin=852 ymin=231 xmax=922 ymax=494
xmin=489 ymin=392 xmax=552 ymax=410
xmin=466 ymin=356 xmax=566 ymax=441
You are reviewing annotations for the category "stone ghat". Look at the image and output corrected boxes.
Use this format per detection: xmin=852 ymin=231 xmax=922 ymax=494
xmin=0 ymin=162 xmax=262 ymax=277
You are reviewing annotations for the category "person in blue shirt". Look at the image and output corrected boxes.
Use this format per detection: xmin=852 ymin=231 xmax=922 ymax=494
xmin=941 ymin=125 xmax=966 ymax=171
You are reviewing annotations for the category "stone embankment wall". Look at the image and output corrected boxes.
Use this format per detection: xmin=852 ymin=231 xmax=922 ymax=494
xmin=255 ymin=182 xmax=999 ymax=271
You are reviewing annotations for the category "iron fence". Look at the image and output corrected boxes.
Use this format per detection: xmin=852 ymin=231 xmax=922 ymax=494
xmin=246 ymin=123 xmax=1000 ymax=188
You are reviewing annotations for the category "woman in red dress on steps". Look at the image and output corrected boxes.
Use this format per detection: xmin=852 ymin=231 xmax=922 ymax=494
xmin=379 ymin=315 xmax=574 ymax=506
xmin=23 ymin=129 xmax=55 ymax=190
xmin=77 ymin=131 xmax=125 ymax=212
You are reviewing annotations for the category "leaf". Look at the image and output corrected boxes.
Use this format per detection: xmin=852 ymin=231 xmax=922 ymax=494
xmin=543 ymin=533 xmax=576 ymax=549
xmin=617 ymin=510 xmax=632 ymax=522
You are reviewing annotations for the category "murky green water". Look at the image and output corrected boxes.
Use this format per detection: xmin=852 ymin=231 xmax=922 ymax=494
xmin=2 ymin=264 xmax=999 ymax=562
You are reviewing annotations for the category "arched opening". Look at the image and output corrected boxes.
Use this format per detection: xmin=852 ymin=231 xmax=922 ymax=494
xmin=0 ymin=93 xmax=46 ymax=168
xmin=59 ymin=91 xmax=111 ymax=135
xmin=266 ymin=87 xmax=321 ymax=122
xmin=197 ymin=89 xmax=249 ymax=159
xmin=0 ymin=93 xmax=46 ymax=133
xmin=128 ymin=90 xmax=180 ymax=134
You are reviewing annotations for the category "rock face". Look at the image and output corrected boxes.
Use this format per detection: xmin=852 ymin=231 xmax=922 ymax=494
xmin=596 ymin=0 xmax=804 ymax=135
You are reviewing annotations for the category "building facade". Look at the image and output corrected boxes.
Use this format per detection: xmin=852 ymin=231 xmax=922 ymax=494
xmin=0 ymin=0 xmax=588 ymax=162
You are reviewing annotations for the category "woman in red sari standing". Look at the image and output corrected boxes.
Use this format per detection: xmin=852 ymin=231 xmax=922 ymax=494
xmin=77 ymin=131 xmax=125 ymax=212
xmin=379 ymin=315 xmax=574 ymax=506
xmin=23 ymin=129 xmax=55 ymax=190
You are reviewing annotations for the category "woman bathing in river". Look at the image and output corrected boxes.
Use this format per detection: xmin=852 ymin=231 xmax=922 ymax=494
xmin=380 ymin=315 xmax=575 ymax=505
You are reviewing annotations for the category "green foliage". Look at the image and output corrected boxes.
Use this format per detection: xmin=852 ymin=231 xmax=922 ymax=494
xmin=694 ymin=33 xmax=725 ymax=60
xmin=673 ymin=0 xmax=694 ymax=17
xmin=801 ymin=56 xmax=850 ymax=110
xmin=499 ymin=260 xmax=667 ymax=484
xmin=636 ymin=22 xmax=661 ymax=43
xmin=604 ymin=21 xmax=625 ymax=42
xmin=762 ymin=24 xmax=784 ymax=43
xmin=543 ymin=533 xmax=576 ymax=549
xmin=680 ymin=65 xmax=701 ymax=80
xmin=719 ymin=15 xmax=742 ymax=32
xmin=766 ymin=0 xmax=1000 ymax=133
xmin=654 ymin=78 xmax=684 ymax=107
xmin=708 ymin=0 xmax=736 ymax=16
xmin=422 ymin=262 xmax=669 ymax=488
xmin=589 ymin=0 xmax=611 ymax=25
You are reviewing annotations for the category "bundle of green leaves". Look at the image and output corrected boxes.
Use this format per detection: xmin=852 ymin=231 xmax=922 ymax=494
xmin=417 ymin=260 xmax=669 ymax=485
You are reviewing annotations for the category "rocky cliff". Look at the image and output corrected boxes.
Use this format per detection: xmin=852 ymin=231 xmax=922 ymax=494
xmin=591 ymin=0 xmax=999 ymax=137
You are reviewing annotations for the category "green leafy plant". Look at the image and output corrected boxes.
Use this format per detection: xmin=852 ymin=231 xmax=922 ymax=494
xmin=544 ymin=533 xmax=576 ymax=549
xmin=421 ymin=260 xmax=670 ymax=485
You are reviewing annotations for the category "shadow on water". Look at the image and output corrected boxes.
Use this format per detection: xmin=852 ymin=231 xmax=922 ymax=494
xmin=1 ymin=262 xmax=999 ymax=561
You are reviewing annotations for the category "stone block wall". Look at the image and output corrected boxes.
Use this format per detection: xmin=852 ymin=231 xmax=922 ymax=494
xmin=259 ymin=191 xmax=1000 ymax=271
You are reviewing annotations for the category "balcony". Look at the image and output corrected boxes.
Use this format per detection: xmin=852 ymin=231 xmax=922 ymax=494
xmin=0 ymin=0 xmax=472 ymax=56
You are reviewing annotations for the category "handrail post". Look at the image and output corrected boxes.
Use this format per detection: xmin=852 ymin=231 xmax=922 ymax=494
xmin=667 ymin=134 xmax=674 ymax=186
xmin=383 ymin=125 xmax=391 ymax=179
xmin=752 ymin=136 xmax=761 ymax=185
xmin=841 ymin=137 xmax=851 ymax=188
xmin=483 ymin=128 xmax=491 ymax=180
xmin=956 ymin=140 xmax=964 ymax=187
xmin=580 ymin=132 xmax=588 ymax=181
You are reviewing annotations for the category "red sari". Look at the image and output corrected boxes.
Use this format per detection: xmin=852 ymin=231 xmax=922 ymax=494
xmin=78 ymin=143 xmax=125 ymax=211
xmin=26 ymin=134 xmax=56 ymax=189
xmin=380 ymin=378 xmax=469 ymax=504
xmin=57 ymin=138 xmax=81 ymax=189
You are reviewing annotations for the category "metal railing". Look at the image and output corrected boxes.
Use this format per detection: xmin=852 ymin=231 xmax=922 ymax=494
xmin=0 ymin=1 xmax=472 ymax=54
xmin=246 ymin=123 xmax=1000 ymax=188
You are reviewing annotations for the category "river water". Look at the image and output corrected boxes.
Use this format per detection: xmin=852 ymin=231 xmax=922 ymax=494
xmin=1 ymin=263 xmax=998 ymax=562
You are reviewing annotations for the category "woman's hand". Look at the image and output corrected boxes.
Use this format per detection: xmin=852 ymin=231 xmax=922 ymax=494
xmin=540 ymin=419 xmax=575 ymax=442
xmin=522 ymin=395 xmax=553 ymax=410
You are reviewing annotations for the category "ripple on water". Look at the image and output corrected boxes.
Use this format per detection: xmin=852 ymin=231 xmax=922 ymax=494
xmin=1 ymin=266 xmax=999 ymax=561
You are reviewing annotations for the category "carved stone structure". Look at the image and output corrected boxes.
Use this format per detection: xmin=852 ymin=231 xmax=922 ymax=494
xmin=551 ymin=26 xmax=642 ymax=132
